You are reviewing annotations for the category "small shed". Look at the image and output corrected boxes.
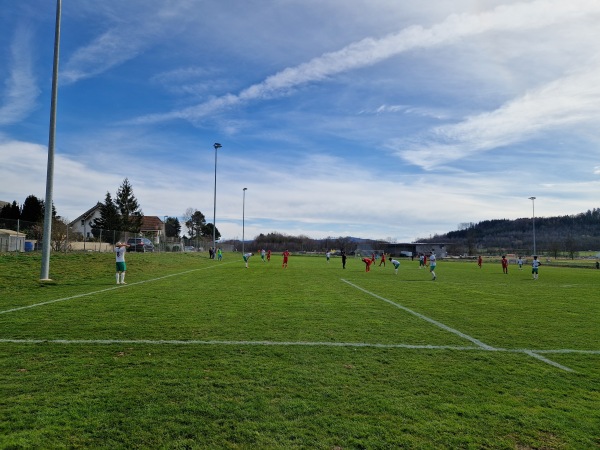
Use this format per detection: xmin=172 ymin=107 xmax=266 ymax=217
xmin=0 ymin=229 xmax=26 ymax=252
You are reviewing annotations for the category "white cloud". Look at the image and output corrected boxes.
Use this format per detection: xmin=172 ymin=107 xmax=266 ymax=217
xmin=61 ymin=30 xmax=147 ymax=85
xmin=60 ymin=1 xmax=200 ymax=84
xmin=0 ymin=25 xmax=39 ymax=125
xmin=396 ymin=62 xmax=600 ymax=169
xmin=130 ymin=0 xmax=600 ymax=125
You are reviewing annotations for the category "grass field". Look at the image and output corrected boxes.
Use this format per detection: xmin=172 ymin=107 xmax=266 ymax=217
xmin=1 ymin=251 xmax=599 ymax=449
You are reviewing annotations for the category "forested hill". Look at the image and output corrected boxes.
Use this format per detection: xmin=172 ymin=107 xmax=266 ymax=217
xmin=416 ymin=208 xmax=600 ymax=255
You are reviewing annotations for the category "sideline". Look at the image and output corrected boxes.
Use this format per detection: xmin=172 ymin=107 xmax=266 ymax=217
xmin=1 ymin=338 xmax=597 ymax=356
xmin=0 ymin=262 xmax=234 ymax=316
xmin=341 ymin=279 xmax=575 ymax=372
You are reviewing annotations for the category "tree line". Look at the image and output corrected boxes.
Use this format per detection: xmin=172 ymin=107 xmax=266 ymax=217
xmin=416 ymin=208 xmax=600 ymax=257
xmin=221 ymin=232 xmax=358 ymax=253
xmin=1 ymin=178 xmax=223 ymax=248
xmin=0 ymin=194 xmax=65 ymax=249
xmin=0 ymin=179 xmax=146 ymax=247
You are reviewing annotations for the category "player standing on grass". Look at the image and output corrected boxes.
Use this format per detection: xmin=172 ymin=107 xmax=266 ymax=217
xmin=390 ymin=257 xmax=400 ymax=274
xmin=478 ymin=255 xmax=482 ymax=269
xmin=243 ymin=252 xmax=253 ymax=268
xmin=501 ymin=255 xmax=509 ymax=274
xmin=379 ymin=252 xmax=386 ymax=267
xmin=341 ymin=250 xmax=347 ymax=269
xmin=429 ymin=251 xmax=437 ymax=280
xmin=115 ymin=241 xmax=130 ymax=284
xmin=282 ymin=249 xmax=290 ymax=268
xmin=532 ymin=255 xmax=540 ymax=280
xmin=362 ymin=257 xmax=373 ymax=272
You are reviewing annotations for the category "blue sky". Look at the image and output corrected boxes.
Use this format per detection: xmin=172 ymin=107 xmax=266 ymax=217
xmin=1 ymin=0 xmax=600 ymax=242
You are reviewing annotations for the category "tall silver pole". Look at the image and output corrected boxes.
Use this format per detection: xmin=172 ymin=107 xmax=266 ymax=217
xmin=40 ymin=0 xmax=62 ymax=281
xmin=212 ymin=143 xmax=221 ymax=256
xmin=529 ymin=196 xmax=536 ymax=255
xmin=242 ymin=188 xmax=247 ymax=255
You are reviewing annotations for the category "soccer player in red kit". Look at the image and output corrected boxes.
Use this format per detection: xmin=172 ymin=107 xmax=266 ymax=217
xmin=282 ymin=250 xmax=290 ymax=268
xmin=362 ymin=257 xmax=373 ymax=272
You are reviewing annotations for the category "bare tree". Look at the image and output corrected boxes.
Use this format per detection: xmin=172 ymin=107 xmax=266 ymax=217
xmin=51 ymin=217 xmax=71 ymax=252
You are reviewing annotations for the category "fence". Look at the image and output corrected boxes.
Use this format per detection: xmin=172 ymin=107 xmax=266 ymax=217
xmin=0 ymin=218 xmax=195 ymax=253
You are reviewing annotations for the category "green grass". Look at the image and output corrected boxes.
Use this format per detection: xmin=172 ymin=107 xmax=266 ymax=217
xmin=1 ymin=252 xmax=599 ymax=449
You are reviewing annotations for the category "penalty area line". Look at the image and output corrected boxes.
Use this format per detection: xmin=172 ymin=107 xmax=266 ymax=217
xmin=522 ymin=350 xmax=575 ymax=372
xmin=341 ymin=279 xmax=495 ymax=350
xmin=0 ymin=262 xmax=233 ymax=316
xmin=341 ymin=279 xmax=576 ymax=373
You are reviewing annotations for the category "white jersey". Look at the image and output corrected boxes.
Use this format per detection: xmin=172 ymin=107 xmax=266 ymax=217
xmin=115 ymin=246 xmax=126 ymax=263
xmin=532 ymin=259 xmax=540 ymax=269
xmin=429 ymin=254 xmax=437 ymax=265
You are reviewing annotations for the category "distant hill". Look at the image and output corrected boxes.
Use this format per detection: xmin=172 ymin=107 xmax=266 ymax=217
xmin=415 ymin=208 xmax=600 ymax=256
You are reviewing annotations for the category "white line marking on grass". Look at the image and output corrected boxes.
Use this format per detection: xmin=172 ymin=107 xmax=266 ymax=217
xmin=341 ymin=279 xmax=577 ymax=372
xmin=0 ymin=263 xmax=230 ymax=316
xmin=532 ymin=348 xmax=600 ymax=354
xmin=1 ymin=339 xmax=597 ymax=359
xmin=522 ymin=350 xmax=575 ymax=372
xmin=341 ymin=279 xmax=495 ymax=350
xmin=0 ymin=338 xmax=480 ymax=350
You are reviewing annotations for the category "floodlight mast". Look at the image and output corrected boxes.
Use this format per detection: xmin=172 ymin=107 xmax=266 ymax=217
xmin=212 ymin=143 xmax=222 ymax=257
xmin=40 ymin=0 xmax=62 ymax=281
xmin=242 ymin=188 xmax=247 ymax=255
xmin=529 ymin=196 xmax=536 ymax=255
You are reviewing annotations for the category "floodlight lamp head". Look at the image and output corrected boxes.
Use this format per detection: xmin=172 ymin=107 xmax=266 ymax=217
xmin=214 ymin=143 xmax=222 ymax=150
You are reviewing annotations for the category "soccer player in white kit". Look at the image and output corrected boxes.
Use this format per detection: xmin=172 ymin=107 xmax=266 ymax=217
xmin=243 ymin=252 xmax=253 ymax=268
xmin=390 ymin=258 xmax=400 ymax=274
xmin=115 ymin=242 xmax=130 ymax=284
xmin=429 ymin=251 xmax=437 ymax=280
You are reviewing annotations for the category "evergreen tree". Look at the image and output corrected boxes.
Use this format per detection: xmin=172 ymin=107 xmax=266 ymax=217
xmin=185 ymin=210 xmax=206 ymax=240
xmin=165 ymin=217 xmax=181 ymax=238
xmin=115 ymin=178 xmax=143 ymax=232
xmin=201 ymin=222 xmax=221 ymax=241
xmin=20 ymin=195 xmax=44 ymax=224
xmin=92 ymin=194 xmax=122 ymax=243
xmin=0 ymin=201 xmax=20 ymax=220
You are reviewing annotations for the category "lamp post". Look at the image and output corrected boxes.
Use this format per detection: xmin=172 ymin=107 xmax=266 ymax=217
xmin=242 ymin=188 xmax=247 ymax=255
xmin=212 ymin=143 xmax=222 ymax=258
xmin=163 ymin=216 xmax=168 ymax=252
xmin=529 ymin=196 xmax=536 ymax=255
xmin=40 ymin=0 xmax=62 ymax=281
